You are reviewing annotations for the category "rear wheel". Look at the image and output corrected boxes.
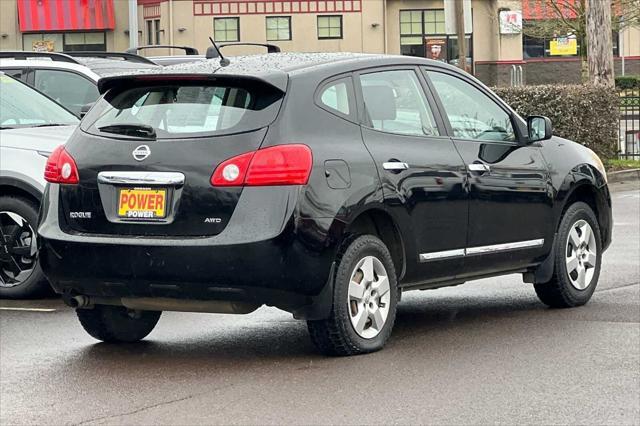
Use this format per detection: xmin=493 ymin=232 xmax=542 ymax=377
xmin=534 ymin=202 xmax=602 ymax=308
xmin=307 ymin=235 xmax=398 ymax=356
xmin=77 ymin=304 xmax=161 ymax=343
xmin=0 ymin=196 xmax=50 ymax=299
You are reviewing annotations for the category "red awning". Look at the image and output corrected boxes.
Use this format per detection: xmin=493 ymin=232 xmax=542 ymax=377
xmin=18 ymin=0 xmax=116 ymax=32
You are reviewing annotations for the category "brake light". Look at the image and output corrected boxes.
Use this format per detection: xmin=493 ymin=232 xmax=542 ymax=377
xmin=44 ymin=145 xmax=79 ymax=184
xmin=211 ymin=144 xmax=312 ymax=187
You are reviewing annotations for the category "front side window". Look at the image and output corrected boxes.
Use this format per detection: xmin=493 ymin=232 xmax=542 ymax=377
xmin=214 ymin=17 xmax=240 ymax=42
xmin=318 ymin=16 xmax=342 ymax=39
xmin=359 ymin=70 xmax=439 ymax=137
xmin=85 ymin=83 xmax=283 ymax=139
xmin=266 ymin=16 xmax=291 ymax=41
xmin=34 ymin=70 xmax=100 ymax=116
xmin=427 ymin=71 xmax=516 ymax=142
xmin=0 ymin=74 xmax=78 ymax=128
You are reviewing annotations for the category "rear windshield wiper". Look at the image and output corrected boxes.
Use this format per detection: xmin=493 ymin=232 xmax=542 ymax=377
xmin=32 ymin=123 xmax=72 ymax=128
xmin=97 ymin=123 xmax=157 ymax=139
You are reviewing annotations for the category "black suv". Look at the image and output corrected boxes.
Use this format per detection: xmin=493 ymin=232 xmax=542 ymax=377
xmin=38 ymin=53 xmax=612 ymax=356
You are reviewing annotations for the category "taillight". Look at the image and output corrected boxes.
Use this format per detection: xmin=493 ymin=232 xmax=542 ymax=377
xmin=44 ymin=145 xmax=79 ymax=184
xmin=211 ymin=144 xmax=312 ymax=187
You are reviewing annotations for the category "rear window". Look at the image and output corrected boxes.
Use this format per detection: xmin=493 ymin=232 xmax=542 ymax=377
xmin=84 ymin=82 xmax=283 ymax=139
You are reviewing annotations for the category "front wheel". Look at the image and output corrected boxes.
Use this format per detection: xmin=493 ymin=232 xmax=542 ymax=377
xmin=307 ymin=235 xmax=399 ymax=356
xmin=77 ymin=304 xmax=161 ymax=343
xmin=534 ymin=201 xmax=602 ymax=308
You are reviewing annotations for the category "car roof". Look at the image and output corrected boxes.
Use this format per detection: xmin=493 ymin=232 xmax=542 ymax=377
xmin=0 ymin=56 xmax=159 ymax=80
xmin=97 ymin=52 xmax=458 ymax=93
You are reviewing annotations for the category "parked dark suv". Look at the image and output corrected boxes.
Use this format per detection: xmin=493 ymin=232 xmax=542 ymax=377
xmin=38 ymin=53 xmax=611 ymax=356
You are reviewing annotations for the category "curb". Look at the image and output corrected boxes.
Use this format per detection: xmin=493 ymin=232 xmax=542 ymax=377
xmin=608 ymin=168 xmax=640 ymax=184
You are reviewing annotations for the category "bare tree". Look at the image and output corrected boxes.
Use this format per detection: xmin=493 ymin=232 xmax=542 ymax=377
xmin=587 ymin=0 xmax=615 ymax=86
xmin=523 ymin=0 xmax=638 ymax=83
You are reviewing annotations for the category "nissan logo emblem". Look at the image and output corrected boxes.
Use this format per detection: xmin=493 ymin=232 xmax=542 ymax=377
xmin=132 ymin=145 xmax=151 ymax=161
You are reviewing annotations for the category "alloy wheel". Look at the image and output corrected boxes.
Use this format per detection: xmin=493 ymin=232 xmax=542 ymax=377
xmin=0 ymin=211 xmax=38 ymax=288
xmin=565 ymin=219 xmax=597 ymax=290
xmin=347 ymin=256 xmax=391 ymax=339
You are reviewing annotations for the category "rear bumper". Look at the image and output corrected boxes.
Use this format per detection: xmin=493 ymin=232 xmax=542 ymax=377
xmin=38 ymin=184 xmax=339 ymax=319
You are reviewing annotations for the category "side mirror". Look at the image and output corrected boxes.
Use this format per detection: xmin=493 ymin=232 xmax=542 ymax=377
xmin=79 ymin=102 xmax=94 ymax=119
xmin=527 ymin=115 xmax=552 ymax=142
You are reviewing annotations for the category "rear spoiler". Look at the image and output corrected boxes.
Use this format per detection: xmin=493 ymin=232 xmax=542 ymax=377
xmin=206 ymin=43 xmax=281 ymax=59
xmin=126 ymin=45 xmax=199 ymax=55
xmin=97 ymin=72 xmax=288 ymax=94
xmin=66 ymin=51 xmax=157 ymax=65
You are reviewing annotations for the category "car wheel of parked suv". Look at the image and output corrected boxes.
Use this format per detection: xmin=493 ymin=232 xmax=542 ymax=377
xmin=534 ymin=202 xmax=602 ymax=308
xmin=0 ymin=196 xmax=50 ymax=299
xmin=308 ymin=235 xmax=399 ymax=356
xmin=77 ymin=305 xmax=162 ymax=343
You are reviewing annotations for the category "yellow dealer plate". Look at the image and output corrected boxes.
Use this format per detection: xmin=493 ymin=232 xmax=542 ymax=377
xmin=117 ymin=188 xmax=166 ymax=219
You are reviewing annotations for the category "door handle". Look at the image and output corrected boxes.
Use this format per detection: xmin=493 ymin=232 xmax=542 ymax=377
xmin=468 ymin=163 xmax=490 ymax=172
xmin=383 ymin=162 xmax=409 ymax=171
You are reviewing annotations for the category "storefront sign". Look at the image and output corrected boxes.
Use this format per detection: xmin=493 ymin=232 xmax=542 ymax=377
xmin=550 ymin=36 xmax=577 ymax=56
xmin=425 ymin=37 xmax=447 ymax=62
xmin=499 ymin=10 xmax=522 ymax=34
xmin=32 ymin=40 xmax=54 ymax=52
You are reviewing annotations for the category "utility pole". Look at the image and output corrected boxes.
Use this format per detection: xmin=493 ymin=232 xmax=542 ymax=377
xmin=454 ymin=0 xmax=467 ymax=71
xmin=128 ymin=0 xmax=139 ymax=49
xmin=586 ymin=0 xmax=614 ymax=86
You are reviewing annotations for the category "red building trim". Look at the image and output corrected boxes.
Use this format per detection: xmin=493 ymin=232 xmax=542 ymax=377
xmin=193 ymin=0 xmax=362 ymax=16
xmin=143 ymin=3 xmax=162 ymax=19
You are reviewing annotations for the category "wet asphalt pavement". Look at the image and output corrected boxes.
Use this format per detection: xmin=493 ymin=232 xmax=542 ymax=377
xmin=1 ymin=181 xmax=639 ymax=425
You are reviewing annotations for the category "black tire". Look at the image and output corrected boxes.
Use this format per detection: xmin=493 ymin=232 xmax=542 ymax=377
xmin=77 ymin=304 xmax=161 ymax=343
xmin=0 ymin=196 xmax=51 ymax=299
xmin=534 ymin=201 xmax=602 ymax=308
xmin=307 ymin=235 xmax=399 ymax=356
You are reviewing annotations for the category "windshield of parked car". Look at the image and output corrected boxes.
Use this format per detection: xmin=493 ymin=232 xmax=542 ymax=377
xmin=85 ymin=82 xmax=283 ymax=139
xmin=0 ymin=74 xmax=79 ymax=129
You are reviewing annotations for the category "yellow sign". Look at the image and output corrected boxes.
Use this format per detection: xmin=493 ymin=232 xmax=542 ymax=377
xmin=550 ymin=37 xmax=577 ymax=56
xmin=32 ymin=40 xmax=54 ymax=52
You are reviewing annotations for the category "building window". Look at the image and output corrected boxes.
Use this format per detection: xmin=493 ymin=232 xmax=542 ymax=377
xmin=22 ymin=32 xmax=106 ymax=52
xmin=424 ymin=9 xmax=445 ymax=34
xmin=146 ymin=20 xmax=153 ymax=45
xmin=317 ymin=15 xmax=342 ymax=39
xmin=400 ymin=9 xmax=472 ymax=69
xmin=154 ymin=19 xmax=161 ymax=45
xmin=523 ymin=23 xmax=619 ymax=58
xmin=214 ymin=17 xmax=240 ymax=42
xmin=266 ymin=16 xmax=291 ymax=41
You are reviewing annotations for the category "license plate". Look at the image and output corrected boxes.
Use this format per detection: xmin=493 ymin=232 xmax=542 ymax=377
xmin=117 ymin=188 xmax=167 ymax=219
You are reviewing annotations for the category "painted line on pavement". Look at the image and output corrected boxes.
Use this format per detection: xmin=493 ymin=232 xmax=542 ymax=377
xmin=0 ymin=307 xmax=57 ymax=312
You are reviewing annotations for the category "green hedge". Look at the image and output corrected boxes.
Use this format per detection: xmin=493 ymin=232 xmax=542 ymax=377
xmin=493 ymin=85 xmax=619 ymax=159
xmin=615 ymin=75 xmax=640 ymax=90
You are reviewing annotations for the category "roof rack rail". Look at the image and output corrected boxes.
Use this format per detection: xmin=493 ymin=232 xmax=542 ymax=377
xmin=65 ymin=51 xmax=157 ymax=65
xmin=125 ymin=45 xmax=199 ymax=56
xmin=0 ymin=51 xmax=80 ymax=64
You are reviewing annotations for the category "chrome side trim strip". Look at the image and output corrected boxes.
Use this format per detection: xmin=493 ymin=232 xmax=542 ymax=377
xmin=465 ymin=239 xmax=544 ymax=255
xmin=419 ymin=249 xmax=465 ymax=262
xmin=97 ymin=171 xmax=185 ymax=186
xmin=419 ymin=239 xmax=544 ymax=262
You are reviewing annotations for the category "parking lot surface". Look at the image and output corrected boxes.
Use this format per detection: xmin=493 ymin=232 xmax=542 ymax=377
xmin=1 ymin=181 xmax=638 ymax=425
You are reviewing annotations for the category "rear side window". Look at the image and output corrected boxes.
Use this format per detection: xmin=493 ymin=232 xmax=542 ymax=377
xmin=85 ymin=83 xmax=283 ymax=139
xmin=320 ymin=80 xmax=351 ymax=115
xmin=34 ymin=69 xmax=99 ymax=116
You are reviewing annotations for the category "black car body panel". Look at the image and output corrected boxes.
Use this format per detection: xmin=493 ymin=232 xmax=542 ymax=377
xmin=38 ymin=53 xmax=612 ymax=320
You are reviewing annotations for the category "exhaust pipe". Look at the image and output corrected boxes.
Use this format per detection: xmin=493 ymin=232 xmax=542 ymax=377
xmin=63 ymin=294 xmax=92 ymax=309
